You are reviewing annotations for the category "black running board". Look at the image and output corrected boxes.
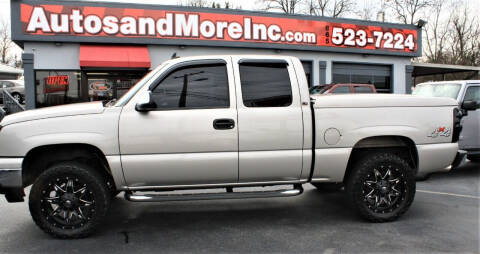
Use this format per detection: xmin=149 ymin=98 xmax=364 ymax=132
xmin=125 ymin=184 xmax=303 ymax=202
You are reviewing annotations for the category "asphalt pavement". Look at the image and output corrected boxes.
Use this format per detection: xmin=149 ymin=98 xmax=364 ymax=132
xmin=0 ymin=161 xmax=479 ymax=253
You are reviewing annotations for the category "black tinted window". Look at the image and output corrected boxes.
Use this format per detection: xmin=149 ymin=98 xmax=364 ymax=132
xmin=464 ymin=86 xmax=480 ymax=103
xmin=239 ymin=62 xmax=292 ymax=107
xmin=332 ymin=86 xmax=350 ymax=94
xmin=354 ymin=86 xmax=374 ymax=93
xmin=151 ymin=64 xmax=229 ymax=109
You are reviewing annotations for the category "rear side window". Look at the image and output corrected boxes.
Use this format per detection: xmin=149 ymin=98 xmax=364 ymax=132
xmin=239 ymin=62 xmax=292 ymax=107
xmin=331 ymin=86 xmax=350 ymax=94
xmin=151 ymin=64 xmax=229 ymax=109
xmin=354 ymin=86 xmax=374 ymax=93
xmin=464 ymin=86 xmax=480 ymax=103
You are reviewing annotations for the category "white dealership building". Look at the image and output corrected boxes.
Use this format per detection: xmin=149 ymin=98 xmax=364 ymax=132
xmin=11 ymin=0 xmax=422 ymax=109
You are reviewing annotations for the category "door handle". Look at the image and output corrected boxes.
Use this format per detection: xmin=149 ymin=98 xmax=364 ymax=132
xmin=213 ymin=118 xmax=235 ymax=130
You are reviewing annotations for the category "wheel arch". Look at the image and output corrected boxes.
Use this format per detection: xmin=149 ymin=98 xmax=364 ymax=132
xmin=343 ymin=135 xmax=418 ymax=183
xmin=22 ymin=143 xmax=115 ymax=189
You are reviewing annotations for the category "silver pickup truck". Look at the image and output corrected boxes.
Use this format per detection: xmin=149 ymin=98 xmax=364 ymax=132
xmin=0 ymin=55 xmax=474 ymax=238
xmin=413 ymin=80 xmax=480 ymax=162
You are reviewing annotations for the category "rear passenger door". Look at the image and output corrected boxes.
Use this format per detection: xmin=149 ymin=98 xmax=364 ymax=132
xmin=232 ymin=57 xmax=304 ymax=182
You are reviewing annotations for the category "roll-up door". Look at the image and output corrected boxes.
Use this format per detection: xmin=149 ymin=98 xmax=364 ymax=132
xmin=332 ymin=63 xmax=392 ymax=93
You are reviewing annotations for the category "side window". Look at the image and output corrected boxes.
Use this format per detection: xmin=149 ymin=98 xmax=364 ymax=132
xmin=239 ymin=62 xmax=292 ymax=107
xmin=464 ymin=86 xmax=480 ymax=104
xmin=332 ymin=86 xmax=351 ymax=94
xmin=151 ymin=64 xmax=229 ymax=109
xmin=354 ymin=86 xmax=374 ymax=93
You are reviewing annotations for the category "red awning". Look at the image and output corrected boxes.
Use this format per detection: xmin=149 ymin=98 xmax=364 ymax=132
xmin=79 ymin=45 xmax=151 ymax=68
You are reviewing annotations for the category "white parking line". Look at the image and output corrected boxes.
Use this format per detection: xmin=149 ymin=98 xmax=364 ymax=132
xmin=417 ymin=190 xmax=480 ymax=199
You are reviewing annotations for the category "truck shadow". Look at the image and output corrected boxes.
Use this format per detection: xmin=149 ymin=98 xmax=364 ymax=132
xmin=426 ymin=160 xmax=479 ymax=181
xmin=98 ymin=188 xmax=373 ymax=243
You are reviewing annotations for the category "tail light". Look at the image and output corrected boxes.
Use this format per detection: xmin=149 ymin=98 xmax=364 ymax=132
xmin=452 ymin=108 xmax=463 ymax=143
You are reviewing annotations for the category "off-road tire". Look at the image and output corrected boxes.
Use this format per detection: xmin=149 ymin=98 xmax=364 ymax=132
xmin=29 ymin=162 xmax=110 ymax=239
xmin=346 ymin=152 xmax=416 ymax=222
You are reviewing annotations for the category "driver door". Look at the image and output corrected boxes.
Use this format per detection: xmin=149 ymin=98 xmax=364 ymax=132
xmin=118 ymin=57 xmax=238 ymax=187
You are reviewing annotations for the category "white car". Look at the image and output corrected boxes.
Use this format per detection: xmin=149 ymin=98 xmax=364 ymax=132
xmin=0 ymin=55 xmax=474 ymax=238
xmin=0 ymin=80 xmax=25 ymax=103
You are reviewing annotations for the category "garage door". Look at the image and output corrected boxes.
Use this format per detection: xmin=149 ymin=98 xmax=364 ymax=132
xmin=332 ymin=63 xmax=392 ymax=93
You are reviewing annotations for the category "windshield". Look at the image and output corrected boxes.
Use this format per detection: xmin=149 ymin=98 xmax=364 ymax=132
xmin=114 ymin=63 xmax=166 ymax=106
xmin=413 ymin=83 xmax=461 ymax=100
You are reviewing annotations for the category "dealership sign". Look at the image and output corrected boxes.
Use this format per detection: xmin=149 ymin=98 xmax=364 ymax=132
xmin=12 ymin=0 xmax=421 ymax=56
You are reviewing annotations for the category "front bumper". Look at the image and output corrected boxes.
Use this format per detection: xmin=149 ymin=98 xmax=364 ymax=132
xmin=0 ymin=158 xmax=24 ymax=202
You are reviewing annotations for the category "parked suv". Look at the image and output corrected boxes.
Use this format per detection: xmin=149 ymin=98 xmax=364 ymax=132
xmin=413 ymin=80 xmax=480 ymax=162
xmin=310 ymin=83 xmax=377 ymax=94
xmin=0 ymin=80 xmax=25 ymax=103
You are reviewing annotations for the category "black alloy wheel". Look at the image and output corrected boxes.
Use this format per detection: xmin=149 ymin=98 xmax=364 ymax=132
xmin=346 ymin=152 xmax=416 ymax=222
xmin=40 ymin=177 xmax=95 ymax=230
xmin=362 ymin=166 xmax=406 ymax=213
xmin=29 ymin=162 xmax=110 ymax=238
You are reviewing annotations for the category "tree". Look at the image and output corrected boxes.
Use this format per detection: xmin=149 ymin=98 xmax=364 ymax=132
xmin=0 ymin=20 xmax=13 ymax=65
xmin=389 ymin=0 xmax=432 ymax=24
xmin=261 ymin=0 xmax=303 ymax=14
xmin=179 ymin=0 xmax=209 ymax=7
xmin=308 ymin=0 xmax=354 ymax=18
xmin=179 ymin=0 xmax=235 ymax=9
xmin=449 ymin=5 xmax=479 ymax=66
xmin=390 ymin=0 xmax=432 ymax=25
xmin=424 ymin=0 xmax=450 ymax=63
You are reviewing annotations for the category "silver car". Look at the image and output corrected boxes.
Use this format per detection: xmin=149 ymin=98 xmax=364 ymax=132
xmin=414 ymin=80 xmax=480 ymax=162
xmin=0 ymin=80 xmax=25 ymax=103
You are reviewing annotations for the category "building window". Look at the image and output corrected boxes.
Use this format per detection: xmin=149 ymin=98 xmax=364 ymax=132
xmin=239 ymin=62 xmax=292 ymax=107
xmin=301 ymin=60 xmax=313 ymax=87
xmin=35 ymin=71 xmax=83 ymax=108
xmin=86 ymin=71 xmax=146 ymax=102
xmin=151 ymin=63 xmax=229 ymax=109
xmin=332 ymin=63 xmax=392 ymax=93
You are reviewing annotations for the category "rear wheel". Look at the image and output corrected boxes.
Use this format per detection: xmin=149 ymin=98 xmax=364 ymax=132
xmin=29 ymin=162 xmax=110 ymax=238
xmin=346 ymin=152 xmax=415 ymax=222
xmin=11 ymin=92 xmax=22 ymax=103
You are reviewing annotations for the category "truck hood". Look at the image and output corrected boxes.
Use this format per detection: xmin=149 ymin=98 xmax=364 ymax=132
xmin=0 ymin=102 xmax=105 ymax=126
xmin=311 ymin=94 xmax=459 ymax=108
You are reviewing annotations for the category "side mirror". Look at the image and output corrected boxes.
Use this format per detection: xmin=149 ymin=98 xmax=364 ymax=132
xmin=462 ymin=100 xmax=479 ymax=111
xmin=135 ymin=91 xmax=155 ymax=112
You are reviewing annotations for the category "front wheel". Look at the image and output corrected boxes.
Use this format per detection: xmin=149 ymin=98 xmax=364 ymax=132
xmin=29 ymin=162 xmax=110 ymax=238
xmin=346 ymin=152 xmax=416 ymax=222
